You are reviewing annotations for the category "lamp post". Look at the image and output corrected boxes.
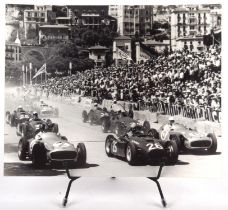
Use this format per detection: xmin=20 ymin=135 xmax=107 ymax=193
xmin=29 ymin=62 xmax=32 ymax=85
xmin=69 ymin=62 xmax=72 ymax=76
xmin=22 ymin=65 xmax=25 ymax=86
xmin=25 ymin=66 xmax=28 ymax=86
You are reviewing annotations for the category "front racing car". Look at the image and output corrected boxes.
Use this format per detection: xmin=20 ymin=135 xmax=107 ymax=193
xmin=18 ymin=132 xmax=87 ymax=168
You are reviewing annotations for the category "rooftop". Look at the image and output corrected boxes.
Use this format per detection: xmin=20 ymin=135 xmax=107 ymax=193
xmin=39 ymin=25 xmax=69 ymax=28
xmin=114 ymin=35 xmax=131 ymax=40
xmin=88 ymin=45 xmax=108 ymax=50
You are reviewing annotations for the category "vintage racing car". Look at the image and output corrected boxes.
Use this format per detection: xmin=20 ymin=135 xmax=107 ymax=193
xmin=6 ymin=108 xmax=31 ymax=127
xmin=16 ymin=118 xmax=59 ymax=138
xmin=148 ymin=123 xmax=217 ymax=154
xmin=82 ymin=106 xmax=151 ymax=136
xmin=105 ymin=127 xmax=179 ymax=165
xmin=18 ymin=131 xmax=87 ymax=168
xmin=32 ymin=101 xmax=59 ymax=117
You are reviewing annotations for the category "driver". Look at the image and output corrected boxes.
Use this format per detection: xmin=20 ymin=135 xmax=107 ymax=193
xmin=163 ymin=116 xmax=176 ymax=131
xmin=17 ymin=105 xmax=24 ymax=112
xmin=30 ymin=112 xmax=40 ymax=122
xmin=44 ymin=119 xmax=53 ymax=132
xmin=125 ymin=122 xmax=143 ymax=138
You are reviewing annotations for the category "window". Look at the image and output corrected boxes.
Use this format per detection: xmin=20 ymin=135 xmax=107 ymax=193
xmin=183 ymin=26 xmax=186 ymax=32
xmin=97 ymin=55 xmax=101 ymax=59
xmin=198 ymin=41 xmax=201 ymax=44
xmin=198 ymin=26 xmax=201 ymax=32
xmin=190 ymin=26 xmax=195 ymax=30
xmin=27 ymin=12 xmax=31 ymax=17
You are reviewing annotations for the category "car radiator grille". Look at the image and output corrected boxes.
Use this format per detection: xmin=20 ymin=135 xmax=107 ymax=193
xmin=191 ymin=141 xmax=211 ymax=147
xmin=50 ymin=151 xmax=77 ymax=160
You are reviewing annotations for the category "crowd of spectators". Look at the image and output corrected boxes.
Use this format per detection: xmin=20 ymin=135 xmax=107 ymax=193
xmin=33 ymin=45 xmax=221 ymax=120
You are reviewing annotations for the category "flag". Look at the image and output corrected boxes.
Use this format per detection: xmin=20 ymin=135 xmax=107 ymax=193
xmin=140 ymin=47 xmax=151 ymax=61
xmin=33 ymin=63 xmax=47 ymax=79
xmin=117 ymin=47 xmax=132 ymax=61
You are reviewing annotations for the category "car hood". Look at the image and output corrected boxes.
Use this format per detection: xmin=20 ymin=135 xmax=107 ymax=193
xmin=36 ymin=132 xmax=75 ymax=151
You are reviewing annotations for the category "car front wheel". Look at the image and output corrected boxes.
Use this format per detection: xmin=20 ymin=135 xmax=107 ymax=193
xmin=125 ymin=143 xmax=137 ymax=165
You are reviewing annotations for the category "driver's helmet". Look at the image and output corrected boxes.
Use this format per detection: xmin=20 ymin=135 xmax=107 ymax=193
xmin=46 ymin=119 xmax=52 ymax=125
xmin=169 ymin=116 xmax=175 ymax=125
xmin=169 ymin=116 xmax=175 ymax=122
xmin=130 ymin=122 xmax=137 ymax=129
xmin=33 ymin=111 xmax=38 ymax=119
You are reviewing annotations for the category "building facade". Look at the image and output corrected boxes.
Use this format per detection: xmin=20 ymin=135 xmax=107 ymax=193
xmin=88 ymin=45 xmax=108 ymax=67
xmin=24 ymin=5 xmax=56 ymax=38
xmin=110 ymin=5 xmax=153 ymax=36
xmin=171 ymin=5 xmax=221 ymax=51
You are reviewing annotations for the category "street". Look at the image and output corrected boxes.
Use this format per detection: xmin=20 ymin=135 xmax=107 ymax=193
xmin=4 ymin=94 xmax=223 ymax=178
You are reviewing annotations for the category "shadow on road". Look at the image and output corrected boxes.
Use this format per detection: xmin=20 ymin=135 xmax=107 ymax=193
xmin=4 ymin=162 xmax=66 ymax=176
xmin=4 ymin=161 xmax=100 ymax=176
xmin=180 ymin=150 xmax=222 ymax=156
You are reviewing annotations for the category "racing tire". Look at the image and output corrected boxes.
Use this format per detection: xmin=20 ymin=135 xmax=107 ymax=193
xmin=21 ymin=124 xmax=28 ymax=138
xmin=16 ymin=123 xmax=23 ymax=136
xmin=115 ymin=122 xmax=125 ymax=137
xmin=143 ymin=121 xmax=150 ymax=134
xmin=125 ymin=142 xmax=137 ymax=165
xmin=82 ymin=110 xmax=88 ymax=123
xmin=18 ymin=138 xmax=27 ymax=160
xmin=170 ymin=135 xmax=181 ymax=150
xmin=105 ymin=135 xmax=114 ymax=157
xmin=148 ymin=128 xmax=159 ymax=139
xmin=10 ymin=116 xmax=15 ymax=127
xmin=89 ymin=111 xmax=95 ymax=125
xmin=32 ymin=144 xmax=47 ymax=168
xmin=76 ymin=143 xmax=87 ymax=167
xmin=5 ymin=111 xmax=10 ymax=124
xmin=101 ymin=118 xmax=110 ymax=133
xmin=52 ymin=123 xmax=59 ymax=134
xmin=207 ymin=133 xmax=217 ymax=154
xmin=165 ymin=141 xmax=179 ymax=165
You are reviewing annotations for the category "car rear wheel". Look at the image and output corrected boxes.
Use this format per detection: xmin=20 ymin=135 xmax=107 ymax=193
xmin=76 ymin=143 xmax=87 ymax=167
xmin=105 ymin=135 xmax=114 ymax=157
xmin=170 ymin=135 xmax=181 ymax=150
xmin=52 ymin=123 xmax=59 ymax=133
xmin=82 ymin=110 xmax=88 ymax=123
xmin=32 ymin=144 xmax=47 ymax=168
xmin=125 ymin=143 xmax=137 ymax=165
xmin=115 ymin=122 xmax=125 ymax=137
xmin=165 ymin=141 xmax=178 ymax=165
xmin=18 ymin=138 xmax=27 ymax=160
xmin=101 ymin=118 xmax=110 ymax=133
xmin=207 ymin=133 xmax=217 ymax=154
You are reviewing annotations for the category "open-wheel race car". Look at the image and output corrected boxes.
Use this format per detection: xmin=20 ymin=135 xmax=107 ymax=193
xmin=105 ymin=125 xmax=179 ymax=165
xmin=148 ymin=123 xmax=217 ymax=154
xmin=18 ymin=131 xmax=87 ymax=168
xmin=82 ymin=106 xmax=151 ymax=136
xmin=16 ymin=118 xmax=59 ymax=138
xmin=32 ymin=101 xmax=59 ymax=117
xmin=5 ymin=108 xmax=31 ymax=127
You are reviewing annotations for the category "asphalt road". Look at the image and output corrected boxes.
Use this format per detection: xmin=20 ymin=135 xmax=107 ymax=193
xmin=4 ymin=90 xmax=223 ymax=178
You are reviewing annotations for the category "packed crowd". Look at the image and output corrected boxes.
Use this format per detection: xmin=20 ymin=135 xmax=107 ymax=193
xmin=34 ymin=45 xmax=221 ymax=118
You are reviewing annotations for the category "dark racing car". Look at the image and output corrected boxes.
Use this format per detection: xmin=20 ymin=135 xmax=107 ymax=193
xmin=18 ymin=131 xmax=87 ymax=168
xmin=149 ymin=123 xmax=217 ymax=154
xmin=82 ymin=106 xmax=150 ymax=136
xmin=105 ymin=126 xmax=179 ymax=165
xmin=5 ymin=107 xmax=31 ymax=127
xmin=17 ymin=118 xmax=59 ymax=138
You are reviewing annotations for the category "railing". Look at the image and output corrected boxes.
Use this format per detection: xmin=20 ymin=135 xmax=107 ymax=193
xmin=35 ymin=90 xmax=221 ymax=123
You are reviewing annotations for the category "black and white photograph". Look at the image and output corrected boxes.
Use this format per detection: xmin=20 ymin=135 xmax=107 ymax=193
xmin=1 ymin=1 xmax=227 ymax=209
